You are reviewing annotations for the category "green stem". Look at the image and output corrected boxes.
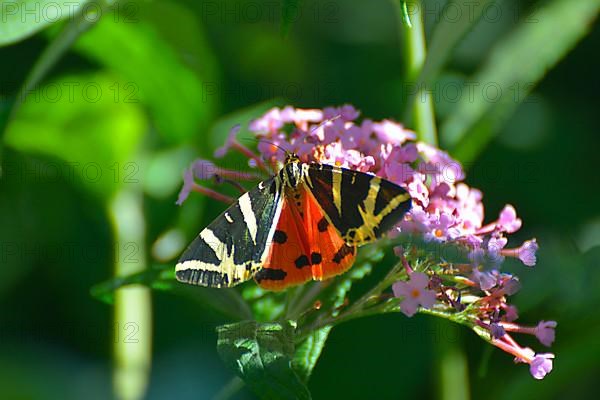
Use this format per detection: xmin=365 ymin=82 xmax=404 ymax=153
xmin=437 ymin=320 xmax=470 ymax=400
xmin=398 ymin=0 xmax=438 ymax=145
xmin=296 ymin=261 xmax=405 ymax=341
xmin=110 ymin=189 xmax=152 ymax=400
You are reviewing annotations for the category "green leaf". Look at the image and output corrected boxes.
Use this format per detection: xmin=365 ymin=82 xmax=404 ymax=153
xmin=402 ymin=0 xmax=495 ymax=121
xmin=74 ymin=9 xmax=216 ymax=144
xmin=4 ymin=72 xmax=146 ymax=198
xmin=418 ymin=0 xmax=494 ymax=88
xmin=1 ymin=1 xmax=110 ymax=164
xmin=217 ymin=320 xmax=311 ymax=400
xmin=399 ymin=1 xmax=413 ymax=28
xmin=280 ymin=0 xmax=301 ymax=37
xmin=441 ymin=0 xmax=600 ymax=163
xmin=293 ymin=325 xmax=332 ymax=382
xmin=0 ymin=0 xmax=102 ymax=46
xmin=91 ymin=264 xmax=253 ymax=321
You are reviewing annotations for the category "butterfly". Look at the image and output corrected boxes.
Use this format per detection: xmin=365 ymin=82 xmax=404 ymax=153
xmin=175 ymin=152 xmax=412 ymax=290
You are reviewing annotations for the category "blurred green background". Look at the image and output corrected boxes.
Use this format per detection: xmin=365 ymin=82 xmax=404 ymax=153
xmin=1 ymin=0 xmax=599 ymax=399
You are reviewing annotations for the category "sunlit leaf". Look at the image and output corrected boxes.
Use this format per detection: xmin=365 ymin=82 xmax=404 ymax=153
xmin=74 ymin=11 xmax=215 ymax=144
xmin=4 ymin=72 xmax=146 ymax=198
xmin=0 ymin=0 xmax=101 ymax=46
xmin=217 ymin=320 xmax=311 ymax=400
xmin=293 ymin=325 xmax=331 ymax=382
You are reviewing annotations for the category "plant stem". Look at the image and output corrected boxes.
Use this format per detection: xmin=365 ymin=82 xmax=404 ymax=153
xmin=398 ymin=0 xmax=438 ymax=145
xmin=110 ymin=188 xmax=152 ymax=400
xmin=296 ymin=261 xmax=405 ymax=341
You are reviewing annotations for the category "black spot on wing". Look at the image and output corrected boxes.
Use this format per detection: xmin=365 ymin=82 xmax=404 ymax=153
xmin=333 ymin=245 xmax=356 ymax=264
xmin=273 ymin=230 xmax=287 ymax=244
xmin=317 ymin=217 xmax=329 ymax=232
xmin=295 ymin=255 xmax=310 ymax=268
xmin=254 ymin=268 xmax=287 ymax=282
xmin=310 ymin=252 xmax=322 ymax=265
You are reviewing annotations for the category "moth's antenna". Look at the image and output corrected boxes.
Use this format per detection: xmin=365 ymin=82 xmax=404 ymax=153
xmin=263 ymin=139 xmax=290 ymax=155
xmin=309 ymin=114 xmax=342 ymax=135
xmin=243 ymin=137 xmax=290 ymax=156
xmin=239 ymin=137 xmax=287 ymax=172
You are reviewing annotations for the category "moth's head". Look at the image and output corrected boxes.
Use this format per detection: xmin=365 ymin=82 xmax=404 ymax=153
xmin=281 ymin=153 xmax=302 ymax=188
xmin=284 ymin=152 xmax=300 ymax=164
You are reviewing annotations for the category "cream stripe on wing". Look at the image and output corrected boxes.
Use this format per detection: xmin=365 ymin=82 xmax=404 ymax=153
xmin=238 ymin=192 xmax=258 ymax=244
xmin=363 ymin=176 xmax=381 ymax=216
xmin=200 ymin=229 xmax=226 ymax=260
xmin=332 ymin=167 xmax=343 ymax=215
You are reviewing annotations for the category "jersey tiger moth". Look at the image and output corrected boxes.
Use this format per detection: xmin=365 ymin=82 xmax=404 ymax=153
xmin=175 ymin=152 xmax=412 ymax=290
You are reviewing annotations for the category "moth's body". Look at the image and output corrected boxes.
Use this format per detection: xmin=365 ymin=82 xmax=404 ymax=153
xmin=176 ymin=153 xmax=411 ymax=290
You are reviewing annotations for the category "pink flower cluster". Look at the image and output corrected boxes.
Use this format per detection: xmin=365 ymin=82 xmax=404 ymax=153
xmin=178 ymin=105 xmax=555 ymax=379
xmin=246 ymin=105 xmax=537 ymax=269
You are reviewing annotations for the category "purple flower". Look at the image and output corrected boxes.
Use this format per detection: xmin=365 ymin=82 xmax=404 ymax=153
xmin=518 ymin=239 xmax=539 ymax=266
xmin=529 ymin=353 xmax=554 ymax=379
xmin=384 ymin=159 xmax=416 ymax=186
xmin=323 ymin=104 xmax=360 ymax=122
xmin=340 ymin=123 xmax=368 ymax=150
xmin=176 ymin=168 xmax=195 ymax=206
xmin=191 ymin=159 xmax=217 ymax=180
xmin=502 ymin=277 xmax=521 ymax=296
xmin=392 ymin=272 xmax=437 ymax=317
xmin=504 ymin=305 xmax=519 ymax=322
xmin=214 ymin=125 xmax=241 ymax=158
xmin=535 ymin=321 xmax=557 ymax=347
xmin=407 ymin=178 xmax=429 ymax=207
xmin=497 ymin=205 xmax=522 ymax=233
xmin=486 ymin=236 xmax=507 ymax=266
xmin=490 ymin=322 xmax=506 ymax=339
xmin=425 ymin=212 xmax=460 ymax=242
xmin=471 ymin=268 xmax=497 ymax=291
xmin=249 ymin=108 xmax=287 ymax=134
xmin=417 ymin=142 xmax=464 ymax=187
xmin=372 ymin=119 xmax=416 ymax=145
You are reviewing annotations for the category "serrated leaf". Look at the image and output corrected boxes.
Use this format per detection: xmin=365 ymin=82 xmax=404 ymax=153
xmin=293 ymin=325 xmax=331 ymax=382
xmin=217 ymin=320 xmax=311 ymax=400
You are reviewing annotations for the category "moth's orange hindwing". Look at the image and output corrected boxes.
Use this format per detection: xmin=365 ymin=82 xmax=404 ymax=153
xmin=255 ymin=183 xmax=356 ymax=290
xmin=175 ymin=177 xmax=284 ymax=288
